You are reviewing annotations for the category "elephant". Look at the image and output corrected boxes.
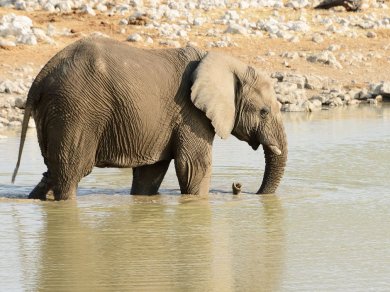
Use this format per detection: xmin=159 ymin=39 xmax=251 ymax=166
xmin=12 ymin=36 xmax=287 ymax=201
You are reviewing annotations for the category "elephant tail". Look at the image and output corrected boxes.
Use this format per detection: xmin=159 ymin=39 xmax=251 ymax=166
xmin=12 ymin=100 xmax=33 ymax=183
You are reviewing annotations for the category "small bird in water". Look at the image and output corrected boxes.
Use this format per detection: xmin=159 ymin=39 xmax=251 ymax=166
xmin=232 ymin=182 xmax=242 ymax=195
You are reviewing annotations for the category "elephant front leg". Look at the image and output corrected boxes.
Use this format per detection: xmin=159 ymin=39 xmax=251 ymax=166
xmin=131 ymin=160 xmax=171 ymax=195
xmin=174 ymin=152 xmax=212 ymax=196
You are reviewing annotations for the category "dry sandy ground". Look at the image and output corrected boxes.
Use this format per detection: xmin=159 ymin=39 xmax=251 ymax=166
xmin=1 ymin=6 xmax=389 ymax=88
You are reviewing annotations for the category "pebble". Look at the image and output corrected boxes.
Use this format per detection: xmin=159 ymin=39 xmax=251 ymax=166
xmin=127 ymin=33 xmax=143 ymax=42
xmin=159 ymin=40 xmax=181 ymax=48
xmin=224 ymin=23 xmax=248 ymax=35
xmin=307 ymin=51 xmax=343 ymax=69
xmin=312 ymin=34 xmax=324 ymax=43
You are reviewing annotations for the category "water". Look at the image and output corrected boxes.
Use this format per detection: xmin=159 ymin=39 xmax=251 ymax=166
xmin=1 ymin=105 xmax=389 ymax=291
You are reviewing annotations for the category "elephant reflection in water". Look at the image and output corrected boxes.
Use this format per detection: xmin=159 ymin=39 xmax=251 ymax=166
xmin=35 ymin=195 xmax=284 ymax=290
xmin=35 ymin=204 xmax=101 ymax=290
xmin=35 ymin=199 xmax=213 ymax=290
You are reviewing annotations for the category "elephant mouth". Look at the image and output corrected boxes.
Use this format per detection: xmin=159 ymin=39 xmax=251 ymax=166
xmin=249 ymin=137 xmax=260 ymax=150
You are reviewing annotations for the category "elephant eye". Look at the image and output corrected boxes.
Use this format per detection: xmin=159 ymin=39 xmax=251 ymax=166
xmin=260 ymin=106 xmax=270 ymax=118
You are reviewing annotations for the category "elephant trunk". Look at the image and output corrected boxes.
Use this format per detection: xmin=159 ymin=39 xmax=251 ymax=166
xmin=257 ymin=127 xmax=287 ymax=194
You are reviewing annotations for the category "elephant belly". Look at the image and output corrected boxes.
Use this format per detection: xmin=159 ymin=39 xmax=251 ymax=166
xmin=94 ymin=128 xmax=173 ymax=169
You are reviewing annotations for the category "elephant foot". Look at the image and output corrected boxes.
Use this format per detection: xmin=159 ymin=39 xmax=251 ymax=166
xmin=29 ymin=172 xmax=52 ymax=200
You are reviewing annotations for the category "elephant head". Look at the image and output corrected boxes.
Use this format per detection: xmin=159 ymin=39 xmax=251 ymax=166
xmin=191 ymin=52 xmax=287 ymax=194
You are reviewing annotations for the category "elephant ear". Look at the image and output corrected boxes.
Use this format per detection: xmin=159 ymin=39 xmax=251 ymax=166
xmin=191 ymin=52 xmax=236 ymax=139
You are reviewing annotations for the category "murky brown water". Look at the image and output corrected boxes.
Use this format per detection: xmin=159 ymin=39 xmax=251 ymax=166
xmin=1 ymin=105 xmax=390 ymax=291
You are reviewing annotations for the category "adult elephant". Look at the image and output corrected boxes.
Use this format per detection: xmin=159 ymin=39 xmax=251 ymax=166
xmin=12 ymin=36 xmax=287 ymax=200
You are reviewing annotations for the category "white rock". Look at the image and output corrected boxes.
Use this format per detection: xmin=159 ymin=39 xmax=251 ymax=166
xmin=46 ymin=23 xmax=57 ymax=37
xmin=95 ymin=3 xmax=108 ymax=12
xmin=159 ymin=40 xmax=180 ymax=47
xmin=366 ymin=31 xmax=377 ymax=38
xmin=328 ymin=97 xmax=344 ymax=107
xmin=307 ymin=51 xmax=343 ymax=69
xmin=0 ymin=14 xmax=33 ymax=36
xmin=275 ymin=82 xmax=298 ymax=94
xmin=286 ymin=20 xmax=310 ymax=32
xmin=240 ymin=1 xmax=250 ymax=9
xmin=185 ymin=2 xmax=196 ymax=9
xmin=368 ymin=82 xmax=382 ymax=95
xmin=347 ymin=89 xmax=361 ymax=100
xmin=311 ymin=99 xmax=322 ymax=108
xmin=177 ymin=30 xmax=188 ymax=38
xmin=224 ymin=23 xmax=247 ymax=35
xmin=119 ymin=19 xmax=128 ymax=25
xmin=43 ymin=3 xmax=56 ymax=12
xmin=0 ymin=39 xmax=16 ymax=46
xmin=344 ymin=31 xmax=358 ymax=38
xmin=285 ymin=0 xmax=310 ymax=9
xmin=55 ymin=2 xmax=72 ymax=13
xmin=129 ymin=0 xmax=144 ymax=7
xmin=205 ymin=28 xmax=217 ymax=37
xmin=15 ymin=1 xmax=27 ymax=10
xmin=17 ymin=32 xmax=37 ymax=45
xmin=311 ymin=94 xmax=329 ymax=104
xmin=145 ymin=36 xmax=153 ymax=44
xmin=32 ymin=27 xmax=55 ymax=44
xmin=305 ymin=74 xmax=324 ymax=90
xmin=165 ymin=9 xmax=180 ymax=20
xmin=116 ymin=4 xmax=130 ymax=15
xmin=267 ymin=51 xmax=276 ymax=56
xmin=0 ymin=117 xmax=9 ymax=126
xmin=379 ymin=82 xmax=390 ymax=95
xmin=288 ymin=36 xmax=300 ymax=43
xmin=224 ymin=10 xmax=240 ymax=21
xmin=127 ymin=33 xmax=143 ymax=42
xmin=0 ymin=80 xmax=17 ymax=93
xmin=283 ymin=74 xmax=306 ymax=89
xmin=327 ymin=44 xmax=340 ymax=52
xmin=375 ymin=95 xmax=383 ymax=102
xmin=14 ymin=96 xmax=26 ymax=108
xmin=312 ymin=33 xmax=324 ymax=43
xmin=81 ymin=5 xmax=96 ymax=16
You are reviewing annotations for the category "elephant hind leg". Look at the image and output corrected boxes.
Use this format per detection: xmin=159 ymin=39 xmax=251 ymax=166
xmin=131 ymin=160 xmax=171 ymax=195
xmin=28 ymin=171 xmax=53 ymax=200
xmin=48 ymin=159 xmax=92 ymax=200
xmin=45 ymin=137 xmax=96 ymax=201
xmin=52 ymin=178 xmax=78 ymax=201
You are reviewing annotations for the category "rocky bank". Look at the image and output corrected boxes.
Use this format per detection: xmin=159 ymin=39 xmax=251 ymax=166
xmin=1 ymin=0 xmax=389 ymax=128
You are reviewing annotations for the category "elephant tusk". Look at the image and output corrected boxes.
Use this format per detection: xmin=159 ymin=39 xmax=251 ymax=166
xmin=269 ymin=145 xmax=282 ymax=155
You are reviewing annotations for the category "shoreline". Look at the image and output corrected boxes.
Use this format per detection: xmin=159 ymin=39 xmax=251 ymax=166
xmin=1 ymin=101 xmax=389 ymax=136
xmin=0 ymin=65 xmax=389 ymax=130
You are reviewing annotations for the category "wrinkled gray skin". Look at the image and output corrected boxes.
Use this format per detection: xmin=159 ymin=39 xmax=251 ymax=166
xmin=12 ymin=37 xmax=287 ymax=200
